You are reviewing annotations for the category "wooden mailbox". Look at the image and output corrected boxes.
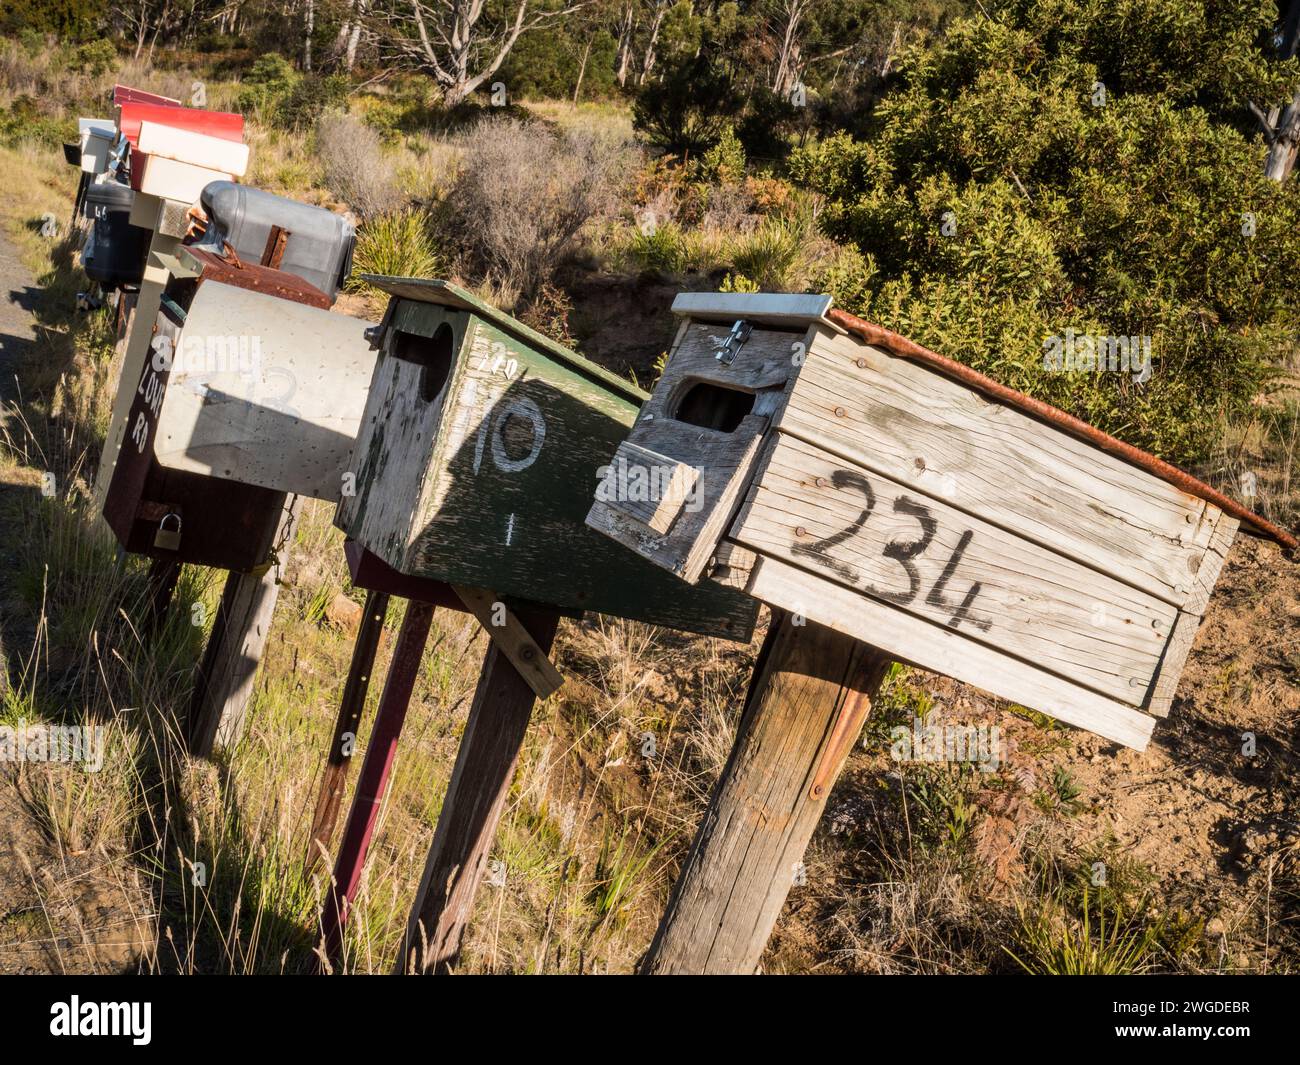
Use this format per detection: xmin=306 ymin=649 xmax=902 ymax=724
xmin=334 ymin=276 xmax=758 ymax=641
xmin=102 ymin=247 xmax=372 ymax=570
xmin=587 ymin=292 xmax=1259 ymax=751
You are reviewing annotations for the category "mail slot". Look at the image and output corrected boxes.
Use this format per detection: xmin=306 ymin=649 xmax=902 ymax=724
xmin=334 ymin=275 xmax=759 ymax=641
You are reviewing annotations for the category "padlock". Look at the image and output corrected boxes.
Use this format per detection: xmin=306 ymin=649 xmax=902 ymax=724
xmin=153 ymin=512 xmax=182 ymax=551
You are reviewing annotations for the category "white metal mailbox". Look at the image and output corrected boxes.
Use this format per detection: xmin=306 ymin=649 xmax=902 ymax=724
xmin=150 ymin=250 xmax=377 ymax=502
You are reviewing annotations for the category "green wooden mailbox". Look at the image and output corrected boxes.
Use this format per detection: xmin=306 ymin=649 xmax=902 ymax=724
xmin=334 ymin=276 xmax=759 ymax=640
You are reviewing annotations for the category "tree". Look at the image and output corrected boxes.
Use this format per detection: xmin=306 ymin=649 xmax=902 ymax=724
xmin=370 ymin=0 xmax=590 ymax=107
xmin=790 ymin=0 xmax=1300 ymax=463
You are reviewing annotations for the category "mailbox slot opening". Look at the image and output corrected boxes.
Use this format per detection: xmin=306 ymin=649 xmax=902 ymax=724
xmin=673 ymin=381 xmax=755 ymax=433
xmin=392 ymin=324 xmax=455 ymax=402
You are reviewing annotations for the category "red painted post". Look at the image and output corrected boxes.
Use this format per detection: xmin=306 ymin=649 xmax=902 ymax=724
xmin=305 ymin=588 xmax=391 ymax=873
xmin=318 ymin=600 xmax=434 ymax=970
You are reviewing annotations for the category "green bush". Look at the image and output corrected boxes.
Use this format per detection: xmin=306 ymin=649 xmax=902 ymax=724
xmin=633 ymin=51 xmax=741 ymax=157
xmin=348 ymin=209 xmax=440 ymax=292
xmin=791 ymin=0 xmax=1300 ymax=464
xmin=65 ymin=38 xmax=115 ymax=77
xmin=0 ymin=94 xmax=76 ymax=148
xmin=235 ymin=53 xmax=299 ymax=116
xmin=275 ymin=73 xmax=351 ymax=132
xmin=694 ymin=126 xmax=745 ymax=185
xmin=728 ymin=218 xmax=805 ymax=290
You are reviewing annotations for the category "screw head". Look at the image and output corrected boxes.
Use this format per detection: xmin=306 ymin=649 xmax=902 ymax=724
xmin=795 ymin=526 xmax=809 ymax=538
xmin=833 ymin=406 xmax=847 ymax=418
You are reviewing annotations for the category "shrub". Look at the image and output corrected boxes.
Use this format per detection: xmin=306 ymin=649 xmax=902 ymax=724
xmin=315 ymin=111 xmax=403 ymax=219
xmin=728 ymin=217 xmax=808 ymax=291
xmin=348 ymin=209 xmax=441 ymax=291
xmin=790 ymin=0 xmax=1300 ymax=464
xmin=275 ymin=73 xmax=350 ymax=132
xmin=235 ymin=53 xmax=299 ymax=117
xmin=693 ymin=126 xmax=745 ymax=185
xmin=632 ymin=51 xmax=740 ymax=157
xmin=66 ymin=39 xmax=115 ymax=78
xmin=0 ymin=94 xmax=76 ymax=148
xmin=445 ymin=117 xmax=627 ymax=300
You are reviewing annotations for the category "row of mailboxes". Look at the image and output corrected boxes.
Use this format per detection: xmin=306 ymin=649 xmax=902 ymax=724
xmin=102 ymin=261 xmax=758 ymax=640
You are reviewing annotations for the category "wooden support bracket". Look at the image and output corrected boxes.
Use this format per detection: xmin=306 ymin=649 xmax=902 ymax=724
xmin=451 ymin=586 xmax=564 ymax=700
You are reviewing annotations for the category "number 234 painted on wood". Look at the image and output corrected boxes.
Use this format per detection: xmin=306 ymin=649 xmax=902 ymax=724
xmin=790 ymin=468 xmax=993 ymax=634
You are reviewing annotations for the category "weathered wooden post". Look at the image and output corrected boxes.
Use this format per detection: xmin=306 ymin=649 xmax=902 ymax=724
xmin=587 ymin=292 xmax=1296 ymax=973
xmin=322 ymin=277 xmax=761 ymax=972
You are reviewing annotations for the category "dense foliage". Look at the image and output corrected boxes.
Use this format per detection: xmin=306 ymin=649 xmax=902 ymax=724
xmin=791 ymin=0 xmax=1300 ymax=462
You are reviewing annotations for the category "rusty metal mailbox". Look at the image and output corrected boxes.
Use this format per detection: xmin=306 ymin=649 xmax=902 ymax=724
xmin=334 ymin=276 xmax=759 ymax=640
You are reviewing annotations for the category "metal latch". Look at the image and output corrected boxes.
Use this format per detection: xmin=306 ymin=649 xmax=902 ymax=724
xmin=716 ymin=319 xmax=752 ymax=365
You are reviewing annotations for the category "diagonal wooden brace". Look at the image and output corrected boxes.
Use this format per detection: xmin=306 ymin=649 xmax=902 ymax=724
xmin=452 ymin=586 xmax=565 ymax=700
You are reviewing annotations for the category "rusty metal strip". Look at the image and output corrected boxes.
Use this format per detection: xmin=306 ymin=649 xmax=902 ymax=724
xmin=826 ymin=308 xmax=1298 ymax=553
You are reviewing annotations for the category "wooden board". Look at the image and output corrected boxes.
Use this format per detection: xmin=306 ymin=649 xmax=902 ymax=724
xmin=719 ymin=547 xmax=1157 ymax=749
xmin=731 ymin=433 xmax=1176 ymax=707
xmin=784 ymin=328 xmax=1217 ymax=608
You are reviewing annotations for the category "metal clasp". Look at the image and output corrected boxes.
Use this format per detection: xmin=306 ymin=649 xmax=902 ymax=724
xmin=717 ymin=319 xmax=752 ymax=366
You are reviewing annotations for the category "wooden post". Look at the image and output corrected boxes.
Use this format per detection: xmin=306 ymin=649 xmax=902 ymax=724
xmin=305 ymin=589 xmax=391 ymax=872
xmin=184 ymin=496 xmax=299 ymax=757
xmin=92 ymin=194 xmax=187 ymax=520
xmin=399 ymin=606 xmax=560 ymax=975
xmin=639 ymin=612 xmax=892 ymax=975
xmin=319 ymin=600 xmax=435 ymax=969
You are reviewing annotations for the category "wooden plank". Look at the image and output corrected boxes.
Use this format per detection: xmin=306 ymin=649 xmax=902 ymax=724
xmin=451 ymin=586 xmax=564 ymax=700
xmin=596 ymin=439 xmax=700 ymax=535
xmin=641 ymin=613 xmax=892 ymax=974
xmin=726 ymin=549 xmax=1156 ymax=749
xmin=399 ymin=606 xmax=561 ymax=974
xmin=586 ymin=320 xmax=806 ymax=582
xmin=732 ymin=432 xmax=1176 ymax=707
xmin=92 ymin=193 xmax=184 ymax=522
xmin=1144 ymin=513 xmax=1239 ymax=716
xmin=782 ymin=328 xmax=1217 ymax=608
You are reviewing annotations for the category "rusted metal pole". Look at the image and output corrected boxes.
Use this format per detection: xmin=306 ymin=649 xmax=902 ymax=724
xmin=305 ymin=589 xmax=390 ymax=873
xmin=319 ymin=600 xmax=434 ymax=970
